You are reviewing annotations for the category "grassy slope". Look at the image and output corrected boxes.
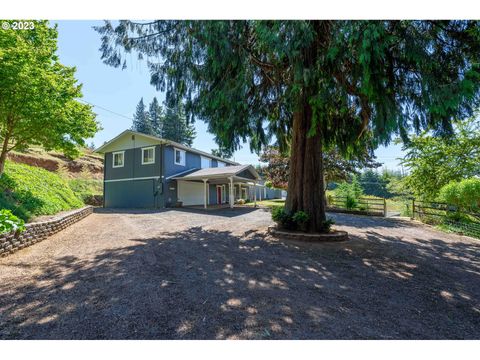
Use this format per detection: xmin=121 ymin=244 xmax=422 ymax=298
xmin=0 ymin=161 xmax=84 ymax=222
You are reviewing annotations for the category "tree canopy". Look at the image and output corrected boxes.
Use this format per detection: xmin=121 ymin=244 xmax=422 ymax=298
xmin=401 ymin=116 xmax=480 ymax=200
xmin=96 ymin=20 xmax=480 ymax=232
xmin=0 ymin=20 xmax=99 ymax=176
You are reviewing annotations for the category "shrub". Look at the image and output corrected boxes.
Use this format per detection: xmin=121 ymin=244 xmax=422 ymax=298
xmin=0 ymin=209 xmax=26 ymax=234
xmin=271 ymin=207 xmax=296 ymax=230
xmin=292 ymin=211 xmax=310 ymax=231
xmin=319 ymin=218 xmax=335 ymax=233
xmin=438 ymin=178 xmax=480 ymax=212
xmin=236 ymin=199 xmax=246 ymax=205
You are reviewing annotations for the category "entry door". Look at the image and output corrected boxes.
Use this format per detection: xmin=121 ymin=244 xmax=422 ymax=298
xmin=217 ymin=186 xmax=222 ymax=204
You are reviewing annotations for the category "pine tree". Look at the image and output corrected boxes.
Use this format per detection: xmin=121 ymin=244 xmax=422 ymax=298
xmin=162 ymin=102 xmax=196 ymax=146
xmin=149 ymin=97 xmax=163 ymax=137
xmin=131 ymin=98 xmax=153 ymax=135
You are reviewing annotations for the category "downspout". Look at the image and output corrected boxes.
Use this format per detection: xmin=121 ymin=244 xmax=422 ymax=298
xmin=102 ymin=153 xmax=106 ymax=208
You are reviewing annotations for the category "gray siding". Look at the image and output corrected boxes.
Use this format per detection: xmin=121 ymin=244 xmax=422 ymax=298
xmin=104 ymin=146 xmax=161 ymax=180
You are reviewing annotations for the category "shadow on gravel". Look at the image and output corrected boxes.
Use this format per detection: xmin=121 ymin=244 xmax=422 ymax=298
xmin=0 ymin=225 xmax=479 ymax=339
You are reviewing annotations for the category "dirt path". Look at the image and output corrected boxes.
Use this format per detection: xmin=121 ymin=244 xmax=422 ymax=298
xmin=0 ymin=208 xmax=478 ymax=339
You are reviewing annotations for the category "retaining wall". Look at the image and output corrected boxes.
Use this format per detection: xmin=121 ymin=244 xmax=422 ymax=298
xmin=0 ymin=206 xmax=93 ymax=258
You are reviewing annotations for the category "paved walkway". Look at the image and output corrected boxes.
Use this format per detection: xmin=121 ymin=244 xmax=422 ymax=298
xmin=0 ymin=208 xmax=478 ymax=339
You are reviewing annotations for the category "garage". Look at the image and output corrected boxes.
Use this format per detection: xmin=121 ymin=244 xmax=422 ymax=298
xmin=105 ymin=179 xmax=156 ymax=208
xmin=177 ymin=180 xmax=205 ymax=206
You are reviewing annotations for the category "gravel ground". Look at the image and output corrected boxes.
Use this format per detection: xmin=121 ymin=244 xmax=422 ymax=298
xmin=0 ymin=208 xmax=479 ymax=339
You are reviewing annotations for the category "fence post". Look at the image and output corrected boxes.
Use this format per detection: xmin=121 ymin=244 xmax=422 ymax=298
xmin=411 ymin=198 xmax=415 ymax=220
xmin=383 ymin=198 xmax=387 ymax=217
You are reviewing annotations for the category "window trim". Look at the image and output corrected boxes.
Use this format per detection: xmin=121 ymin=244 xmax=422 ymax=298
xmin=201 ymin=156 xmax=211 ymax=169
xmin=141 ymin=146 xmax=155 ymax=165
xmin=174 ymin=148 xmax=186 ymax=166
xmin=112 ymin=151 xmax=125 ymax=168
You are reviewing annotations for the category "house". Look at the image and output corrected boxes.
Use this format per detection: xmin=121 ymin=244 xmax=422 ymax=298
xmin=95 ymin=130 xmax=282 ymax=209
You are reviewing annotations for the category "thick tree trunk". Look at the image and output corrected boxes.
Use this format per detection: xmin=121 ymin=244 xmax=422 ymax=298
xmin=285 ymin=101 xmax=327 ymax=233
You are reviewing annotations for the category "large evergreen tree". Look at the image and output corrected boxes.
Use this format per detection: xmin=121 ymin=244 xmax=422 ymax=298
xmin=149 ymin=97 xmax=163 ymax=137
xmin=162 ymin=102 xmax=196 ymax=147
xmin=97 ymin=21 xmax=480 ymax=232
xmin=131 ymin=98 xmax=153 ymax=135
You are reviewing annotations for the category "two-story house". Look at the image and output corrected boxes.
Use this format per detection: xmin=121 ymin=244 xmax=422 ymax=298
xmin=95 ymin=130 xmax=282 ymax=209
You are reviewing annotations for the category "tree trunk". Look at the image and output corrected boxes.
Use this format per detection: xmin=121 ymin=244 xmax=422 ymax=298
xmin=0 ymin=132 xmax=10 ymax=177
xmin=285 ymin=101 xmax=327 ymax=233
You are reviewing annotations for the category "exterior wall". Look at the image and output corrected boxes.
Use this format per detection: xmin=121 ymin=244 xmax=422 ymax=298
xmin=0 ymin=206 xmax=93 ymax=258
xmin=104 ymin=146 xmax=161 ymax=180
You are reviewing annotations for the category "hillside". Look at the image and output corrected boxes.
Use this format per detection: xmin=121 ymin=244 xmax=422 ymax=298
xmin=0 ymin=161 xmax=85 ymax=222
xmin=1 ymin=147 xmax=104 ymax=222
xmin=7 ymin=146 xmax=103 ymax=179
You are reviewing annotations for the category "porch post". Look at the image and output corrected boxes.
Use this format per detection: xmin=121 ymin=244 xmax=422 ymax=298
xmin=229 ymin=177 xmax=234 ymax=208
xmin=253 ymin=181 xmax=257 ymax=207
xmin=203 ymin=178 xmax=208 ymax=209
xmin=259 ymin=185 xmax=262 ymax=201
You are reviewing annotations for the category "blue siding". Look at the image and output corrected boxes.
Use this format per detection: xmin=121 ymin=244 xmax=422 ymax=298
xmin=163 ymin=145 xmax=202 ymax=177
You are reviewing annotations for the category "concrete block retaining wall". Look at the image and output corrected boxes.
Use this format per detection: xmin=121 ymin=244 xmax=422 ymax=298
xmin=0 ymin=206 xmax=93 ymax=258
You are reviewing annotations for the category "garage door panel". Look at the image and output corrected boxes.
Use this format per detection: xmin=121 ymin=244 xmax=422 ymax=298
xmin=178 ymin=180 xmax=204 ymax=206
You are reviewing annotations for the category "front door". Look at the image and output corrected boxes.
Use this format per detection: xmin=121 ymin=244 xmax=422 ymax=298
xmin=217 ymin=186 xmax=222 ymax=204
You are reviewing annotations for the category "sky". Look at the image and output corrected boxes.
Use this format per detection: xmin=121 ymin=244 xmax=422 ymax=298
xmin=54 ymin=20 xmax=405 ymax=170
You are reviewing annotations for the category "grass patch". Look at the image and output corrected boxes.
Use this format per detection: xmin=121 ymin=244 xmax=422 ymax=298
xmin=245 ymin=199 xmax=285 ymax=209
xmin=0 ymin=161 xmax=84 ymax=222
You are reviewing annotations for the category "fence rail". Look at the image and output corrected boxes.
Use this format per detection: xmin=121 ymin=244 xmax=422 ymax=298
xmin=412 ymin=199 xmax=480 ymax=239
xmin=327 ymin=196 xmax=386 ymax=217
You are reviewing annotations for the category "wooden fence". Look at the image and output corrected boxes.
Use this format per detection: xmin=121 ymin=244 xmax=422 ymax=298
xmin=412 ymin=199 xmax=480 ymax=239
xmin=327 ymin=196 xmax=387 ymax=217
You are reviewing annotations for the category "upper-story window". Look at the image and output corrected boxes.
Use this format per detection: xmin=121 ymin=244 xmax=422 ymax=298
xmin=201 ymin=156 xmax=212 ymax=169
xmin=174 ymin=148 xmax=186 ymax=166
xmin=217 ymin=161 xmax=226 ymax=168
xmin=112 ymin=151 xmax=124 ymax=168
xmin=142 ymin=147 xmax=155 ymax=165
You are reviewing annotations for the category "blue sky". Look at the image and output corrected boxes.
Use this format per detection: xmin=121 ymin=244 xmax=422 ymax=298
xmin=54 ymin=20 xmax=405 ymax=170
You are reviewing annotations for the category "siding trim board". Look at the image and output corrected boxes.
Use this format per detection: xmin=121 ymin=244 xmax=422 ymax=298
xmin=105 ymin=176 xmax=161 ymax=183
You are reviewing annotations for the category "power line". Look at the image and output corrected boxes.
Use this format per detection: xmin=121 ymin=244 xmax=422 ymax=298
xmin=78 ymin=99 xmax=134 ymax=121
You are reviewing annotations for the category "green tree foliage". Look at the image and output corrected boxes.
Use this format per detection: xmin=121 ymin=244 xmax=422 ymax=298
xmin=132 ymin=98 xmax=153 ymax=135
xmin=162 ymin=102 xmax=196 ymax=147
xmin=211 ymin=146 xmax=234 ymax=159
xmin=259 ymin=145 xmax=380 ymax=191
xmin=132 ymin=98 xmax=196 ymax=146
xmin=401 ymin=117 xmax=480 ymax=200
xmin=335 ymin=175 xmax=364 ymax=209
xmin=438 ymin=178 xmax=480 ymax=212
xmin=96 ymin=20 xmax=480 ymax=232
xmin=0 ymin=20 xmax=99 ymax=176
xmin=148 ymin=97 xmax=163 ymax=137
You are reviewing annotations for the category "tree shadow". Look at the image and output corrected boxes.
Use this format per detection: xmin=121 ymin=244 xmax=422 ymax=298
xmin=95 ymin=206 xmax=262 ymax=218
xmin=0 ymin=223 xmax=479 ymax=339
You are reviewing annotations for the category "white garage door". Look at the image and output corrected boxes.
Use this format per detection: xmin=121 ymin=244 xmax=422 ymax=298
xmin=177 ymin=180 xmax=205 ymax=206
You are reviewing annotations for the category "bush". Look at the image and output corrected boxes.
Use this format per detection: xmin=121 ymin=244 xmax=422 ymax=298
xmin=319 ymin=218 xmax=335 ymax=233
xmin=292 ymin=211 xmax=310 ymax=231
xmin=0 ymin=209 xmax=26 ymax=234
xmin=236 ymin=199 xmax=246 ymax=205
xmin=438 ymin=178 xmax=480 ymax=212
xmin=271 ymin=207 xmax=296 ymax=230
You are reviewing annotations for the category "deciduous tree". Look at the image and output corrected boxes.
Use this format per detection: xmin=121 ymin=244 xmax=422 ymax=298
xmin=0 ymin=20 xmax=98 ymax=176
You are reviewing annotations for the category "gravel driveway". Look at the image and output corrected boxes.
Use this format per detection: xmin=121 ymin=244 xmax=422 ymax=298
xmin=0 ymin=208 xmax=479 ymax=339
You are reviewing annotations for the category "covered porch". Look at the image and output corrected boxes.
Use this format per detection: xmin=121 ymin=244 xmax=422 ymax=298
xmin=172 ymin=165 xmax=261 ymax=209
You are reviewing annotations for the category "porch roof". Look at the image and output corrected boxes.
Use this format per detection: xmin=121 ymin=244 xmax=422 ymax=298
xmin=171 ymin=164 xmax=260 ymax=182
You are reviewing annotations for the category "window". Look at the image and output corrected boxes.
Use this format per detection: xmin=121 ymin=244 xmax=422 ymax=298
xmin=201 ymin=156 xmax=211 ymax=169
xmin=174 ymin=148 xmax=186 ymax=166
xmin=142 ymin=147 xmax=155 ymax=165
xmin=112 ymin=151 xmax=124 ymax=168
xmin=217 ymin=161 xmax=226 ymax=168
